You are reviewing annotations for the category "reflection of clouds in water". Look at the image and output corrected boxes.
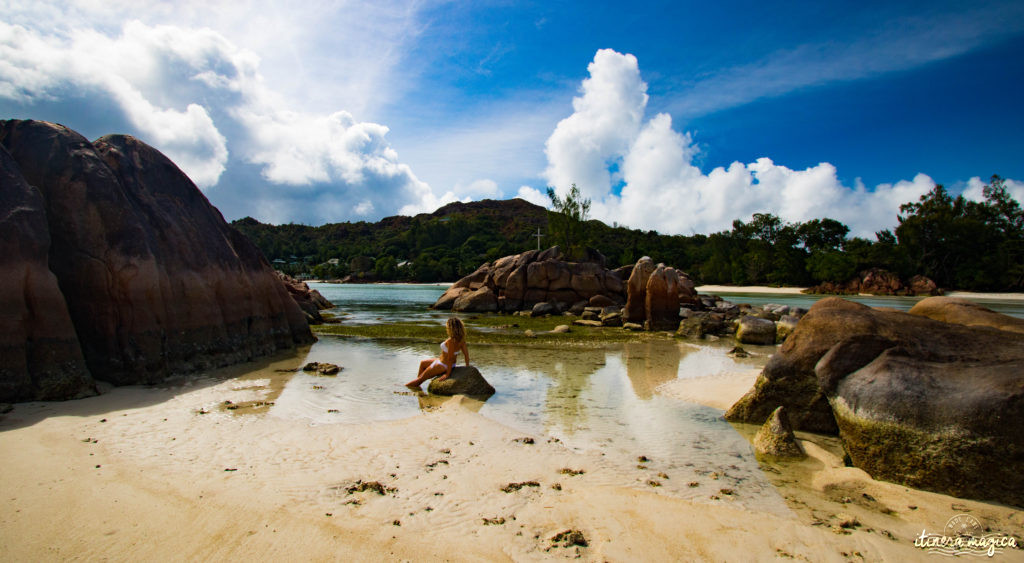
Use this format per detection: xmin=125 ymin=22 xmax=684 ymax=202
xmin=263 ymin=336 xmax=788 ymax=513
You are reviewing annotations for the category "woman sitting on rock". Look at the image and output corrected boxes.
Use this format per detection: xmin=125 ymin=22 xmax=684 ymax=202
xmin=406 ymin=317 xmax=471 ymax=388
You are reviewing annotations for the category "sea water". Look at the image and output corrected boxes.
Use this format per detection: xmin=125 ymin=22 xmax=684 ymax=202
xmin=246 ymin=283 xmax=1023 ymax=512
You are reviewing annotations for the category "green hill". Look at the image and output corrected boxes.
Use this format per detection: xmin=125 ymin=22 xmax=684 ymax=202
xmin=231 ymin=178 xmax=1024 ymax=291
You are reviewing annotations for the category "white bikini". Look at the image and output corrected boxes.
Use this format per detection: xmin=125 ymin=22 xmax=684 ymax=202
xmin=430 ymin=340 xmax=460 ymax=371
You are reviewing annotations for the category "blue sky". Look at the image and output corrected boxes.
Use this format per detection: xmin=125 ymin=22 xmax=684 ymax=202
xmin=1 ymin=0 xmax=1022 ymax=236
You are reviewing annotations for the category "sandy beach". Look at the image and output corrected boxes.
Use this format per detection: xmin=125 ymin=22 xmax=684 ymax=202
xmin=3 ymin=354 xmax=1021 ymax=562
xmin=696 ymin=285 xmax=809 ymax=295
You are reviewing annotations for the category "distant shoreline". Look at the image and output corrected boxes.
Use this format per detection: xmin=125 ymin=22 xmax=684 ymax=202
xmin=306 ymin=280 xmax=1024 ymax=300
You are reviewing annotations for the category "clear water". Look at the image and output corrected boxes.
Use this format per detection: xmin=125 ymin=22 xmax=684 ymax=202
xmin=268 ymin=334 xmax=786 ymax=511
xmin=707 ymin=290 xmax=1024 ymax=318
xmin=312 ymin=283 xmax=451 ymax=325
xmin=312 ymin=282 xmax=1024 ymax=321
xmin=262 ymin=283 xmax=1023 ymax=510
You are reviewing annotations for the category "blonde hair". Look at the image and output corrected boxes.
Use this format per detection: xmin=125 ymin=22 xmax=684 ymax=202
xmin=446 ymin=317 xmax=466 ymax=343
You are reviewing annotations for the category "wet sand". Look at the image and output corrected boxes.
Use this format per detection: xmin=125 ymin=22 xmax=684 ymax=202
xmin=3 ymin=361 xmax=1021 ymax=561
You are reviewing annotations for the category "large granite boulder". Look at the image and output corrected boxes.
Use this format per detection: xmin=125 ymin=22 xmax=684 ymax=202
xmin=0 ymin=146 xmax=95 ymax=401
xmin=726 ymin=297 xmax=1024 ymax=506
xmin=735 ymin=316 xmax=777 ymax=345
xmin=431 ymin=246 xmax=625 ymax=312
xmin=909 ymin=296 xmax=1024 ymax=335
xmin=624 ymin=257 xmax=655 ymax=323
xmin=644 ymin=265 xmax=680 ymax=331
xmin=427 ymin=366 xmax=496 ymax=397
xmin=0 ymin=120 xmax=314 ymax=401
xmin=453 ymin=286 xmax=498 ymax=312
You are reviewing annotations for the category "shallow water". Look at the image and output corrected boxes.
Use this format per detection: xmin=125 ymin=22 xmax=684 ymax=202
xmin=279 ymin=282 xmax=1024 ymax=512
xmin=709 ymin=290 xmax=1024 ymax=318
xmin=267 ymin=335 xmax=787 ymax=512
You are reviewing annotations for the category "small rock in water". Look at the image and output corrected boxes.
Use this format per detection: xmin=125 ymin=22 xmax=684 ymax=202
xmin=550 ymin=324 xmax=571 ymax=334
xmin=524 ymin=329 xmax=536 ymax=338
xmin=727 ymin=346 xmax=749 ymax=358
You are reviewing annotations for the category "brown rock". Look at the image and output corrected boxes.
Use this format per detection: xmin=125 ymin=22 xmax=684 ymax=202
xmin=589 ymin=294 xmax=615 ymax=308
xmin=907 ymin=275 xmax=942 ymax=296
xmin=726 ymin=296 xmax=1024 ymax=506
xmin=427 ymin=365 xmax=495 ymax=397
xmin=0 ymin=120 xmax=313 ymax=397
xmin=432 ymin=287 xmax=470 ymax=310
xmin=753 ymin=406 xmax=805 ymax=458
xmin=278 ymin=272 xmax=335 ymax=323
xmin=644 ymin=265 xmax=680 ymax=331
xmin=453 ymin=286 xmax=498 ymax=312
xmin=735 ymin=316 xmax=777 ymax=345
xmin=909 ymin=296 xmax=1024 ymax=334
xmin=624 ymin=257 xmax=655 ymax=323
xmin=0 ymin=145 xmax=95 ymax=401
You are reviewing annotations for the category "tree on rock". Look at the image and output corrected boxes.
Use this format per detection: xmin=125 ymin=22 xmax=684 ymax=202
xmin=546 ymin=183 xmax=591 ymax=261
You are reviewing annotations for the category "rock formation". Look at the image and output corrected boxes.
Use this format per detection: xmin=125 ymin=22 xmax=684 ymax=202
xmin=624 ymin=257 xmax=656 ymax=323
xmin=0 ymin=119 xmax=314 ymax=401
xmin=753 ymin=406 xmax=805 ymax=459
xmin=909 ymin=296 xmax=1024 ymax=334
xmin=278 ymin=273 xmax=335 ymax=324
xmin=726 ymin=296 xmax=1024 ymax=506
xmin=427 ymin=366 xmax=496 ymax=397
xmin=431 ymin=247 xmax=625 ymax=313
xmin=644 ymin=265 xmax=680 ymax=331
xmin=0 ymin=145 xmax=95 ymax=401
xmin=805 ymin=268 xmax=942 ymax=296
xmin=735 ymin=316 xmax=777 ymax=345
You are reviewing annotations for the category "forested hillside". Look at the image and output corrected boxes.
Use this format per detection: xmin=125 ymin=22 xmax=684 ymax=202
xmin=233 ymin=176 xmax=1023 ymax=291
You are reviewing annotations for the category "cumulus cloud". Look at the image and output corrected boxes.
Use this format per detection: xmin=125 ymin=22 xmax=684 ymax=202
xmin=0 ymin=13 xmax=441 ymax=222
xmin=543 ymin=49 xmax=649 ymax=203
xmin=0 ymin=20 xmax=230 ymax=186
xmin=515 ymin=185 xmax=549 ymax=207
xmin=544 ymin=49 xmax=956 ymax=237
xmin=962 ymin=176 xmax=1024 ymax=204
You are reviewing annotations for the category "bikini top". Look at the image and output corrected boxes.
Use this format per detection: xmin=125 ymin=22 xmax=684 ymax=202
xmin=440 ymin=340 xmax=461 ymax=358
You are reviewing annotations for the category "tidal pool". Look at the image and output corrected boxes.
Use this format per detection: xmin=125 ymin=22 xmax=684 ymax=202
xmin=245 ymin=335 xmax=790 ymax=513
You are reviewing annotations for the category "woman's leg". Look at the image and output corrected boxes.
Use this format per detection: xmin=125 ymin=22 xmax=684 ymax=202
xmin=406 ymin=360 xmax=446 ymax=387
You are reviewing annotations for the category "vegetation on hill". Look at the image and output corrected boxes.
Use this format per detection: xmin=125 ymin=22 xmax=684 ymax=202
xmin=231 ymin=175 xmax=1023 ymax=291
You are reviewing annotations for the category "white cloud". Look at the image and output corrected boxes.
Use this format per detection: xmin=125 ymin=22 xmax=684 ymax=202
xmin=515 ymin=185 xmax=549 ymax=207
xmin=0 ymin=13 xmax=441 ymax=222
xmin=543 ymin=49 xmax=649 ymax=203
xmin=545 ymin=49 xmax=950 ymax=237
xmin=962 ymin=176 xmax=1024 ymax=204
xmin=0 ymin=20 xmax=233 ymax=186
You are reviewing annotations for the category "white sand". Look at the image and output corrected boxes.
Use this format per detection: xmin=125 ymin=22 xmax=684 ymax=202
xmin=2 ymin=364 xmax=1022 ymax=561
xmin=697 ymin=285 xmax=808 ymax=295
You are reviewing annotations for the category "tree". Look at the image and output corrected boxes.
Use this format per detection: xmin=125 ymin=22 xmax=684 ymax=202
xmin=546 ymin=183 xmax=591 ymax=260
xmin=797 ymin=218 xmax=849 ymax=251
